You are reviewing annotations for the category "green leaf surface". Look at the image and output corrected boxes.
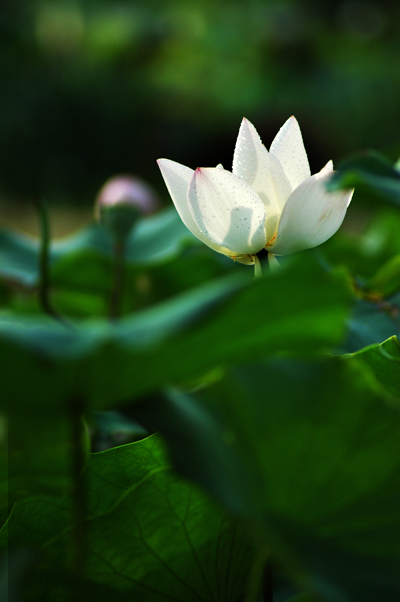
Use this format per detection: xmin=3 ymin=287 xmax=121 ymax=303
xmin=0 ymin=255 xmax=352 ymax=503
xmin=146 ymin=358 xmax=400 ymax=601
xmin=2 ymin=435 xmax=253 ymax=602
xmin=0 ymin=271 xmax=244 ymax=504
xmin=4 ymin=418 xmax=73 ymax=507
xmin=0 ymin=210 xmax=227 ymax=318
xmin=0 ymin=230 xmax=39 ymax=287
xmin=321 ymin=209 xmax=400 ymax=281
xmin=0 ymin=254 xmax=352 ymax=409
xmin=328 ymin=151 xmax=400 ymax=207
xmin=0 ymin=270 xmax=248 ymax=504
xmin=343 ymin=336 xmax=400 ymax=400
xmin=344 ymin=296 xmax=400 ymax=353
xmin=0 ymin=208 xmax=195 ymax=289
xmin=365 ymin=254 xmax=400 ymax=298
xmin=1 ymin=400 xmax=91 ymax=514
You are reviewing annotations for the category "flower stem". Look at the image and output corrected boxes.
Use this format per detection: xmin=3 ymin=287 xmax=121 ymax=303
xmin=69 ymin=397 xmax=86 ymax=602
xmin=254 ymin=255 xmax=262 ymax=278
xmin=35 ymin=199 xmax=62 ymax=321
xmin=36 ymin=199 xmax=52 ymax=312
xmin=109 ymin=238 xmax=125 ymax=319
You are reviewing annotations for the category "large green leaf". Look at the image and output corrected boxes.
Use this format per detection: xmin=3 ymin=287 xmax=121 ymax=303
xmin=49 ymin=244 xmax=231 ymax=318
xmin=142 ymin=358 xmax=400 ymax=601
xmin=0 ymin=254 xmax=352 ymax=408
xmin=0 ymin=271 xmax=245 ymax=505
xmin=0 ymin=230 xmax=39 ymax=287
xmin=0 ymin=209 xmax=231 ymax=317
xmin=0 ymin=255 xmax=352 ymax=503
xmin=364 ymin=255 xmax=400 ymax=299
xmin=1 ymin=435 xmax=253 ymax=602
xmin=343 ymin=336 xmax=400 ymax=400
xmin=328 ymin=151 xmax=400 ymax=207
xmin=3 ymin=417 xmax=76 ymax=508
xmin=52 ymin=206 xmax=195 ymax=265
xmin=0 ymin=208 xmax=195 ymax=290
xmin=321 ymin=208 xmax=400 ymax=281
xmin=344 ymin=295 xmax=400 ymax=352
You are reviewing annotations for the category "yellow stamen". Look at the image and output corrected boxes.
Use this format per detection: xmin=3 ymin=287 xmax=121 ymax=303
xmin=265 ymin=233 xmax=277 ymax=248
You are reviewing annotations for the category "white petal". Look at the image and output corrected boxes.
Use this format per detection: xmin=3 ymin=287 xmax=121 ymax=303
xmin=188 ymin=167 xmax=267 ymax=254
xmin=268 ymin=153 xmax=293 ymax=210
xmin=232 ymin=119 xmax=275 ymax=201
xmin=157 ymin=159 xmax=229 ymax=255
xmin=320 ymin=159 xmax=334 ymax=174
xmin=157 ymin=158 xmax=196 ymax=229
xmin=232 ymin=118 xmax=281 ymax=239
xmin=270 ymin=116 xmax=311 ymax=191
xmin=269 ymin=171 xmax=354 ymax=256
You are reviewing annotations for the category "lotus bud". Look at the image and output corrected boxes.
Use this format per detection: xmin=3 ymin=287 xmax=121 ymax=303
xmin=95 ymin=175 xmax=160 ymax=241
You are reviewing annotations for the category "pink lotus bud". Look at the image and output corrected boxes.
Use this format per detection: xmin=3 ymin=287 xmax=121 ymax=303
xmin=95 ymin=175 xmax=160 ymax=216
xmin=95 ymin=175 xmax=160 ymax=240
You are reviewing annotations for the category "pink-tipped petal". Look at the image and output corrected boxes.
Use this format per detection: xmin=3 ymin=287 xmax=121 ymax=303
xmin=157 ymin=159 xmax=229 ymax=254
xmin=269 ymin=171 xmax=354 ymax=256
xmin=188 ymin=167 xmax=267 ymax=255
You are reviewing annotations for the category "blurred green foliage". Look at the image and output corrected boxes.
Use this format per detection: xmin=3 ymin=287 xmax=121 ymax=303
xmin=0 ymin=182 xmax=400 ymax=599
xmin=1 ymin=0 xmax=400 ymax=205
xmin=1 ymin=2 xmax=400 ymax=600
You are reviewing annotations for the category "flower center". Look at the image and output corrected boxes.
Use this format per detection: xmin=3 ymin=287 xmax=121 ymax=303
xmin=265 ymin=233 xmax=277 ymax=248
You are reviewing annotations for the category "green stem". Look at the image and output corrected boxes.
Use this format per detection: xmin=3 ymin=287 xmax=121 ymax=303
xmin=35 ymin=199 xmax=65 ymax=322
xmin=36 ymin=199 xmax=52 ymax=314
xmin=254 ymin=255 xmax=262 ymax=279
xmin=70 ymin=397 xmax=86 ymax=602
xmin=109 ymin=238 xmax=125 ymax=319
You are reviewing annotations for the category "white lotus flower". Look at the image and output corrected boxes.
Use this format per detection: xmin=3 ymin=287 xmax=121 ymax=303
xmin=157 ymin=117 xmax=353 ymax=273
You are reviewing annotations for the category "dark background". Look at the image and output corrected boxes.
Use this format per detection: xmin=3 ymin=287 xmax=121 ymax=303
xmin=1 ymin=0 xmax=399 ymax=232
